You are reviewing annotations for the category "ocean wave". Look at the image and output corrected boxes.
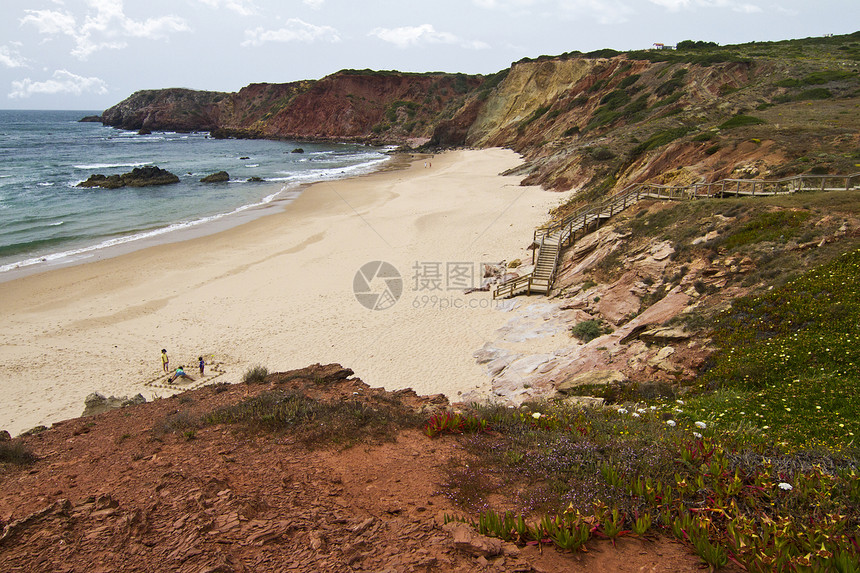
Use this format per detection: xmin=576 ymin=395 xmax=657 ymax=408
xmin=74 ymin=161 xmax=152 ymax=170
xmin=0 ymin=184 xmax=293 ymax=274
xmin=38 ymin=182 xmax=55 ymax=187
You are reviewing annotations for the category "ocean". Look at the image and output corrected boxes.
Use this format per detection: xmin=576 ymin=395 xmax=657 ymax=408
xmin=0 ymin=110 xmax=391 ymax=277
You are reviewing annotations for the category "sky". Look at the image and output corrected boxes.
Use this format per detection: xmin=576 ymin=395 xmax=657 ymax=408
xmin=1 ymin=0 xmax=857 ymax=110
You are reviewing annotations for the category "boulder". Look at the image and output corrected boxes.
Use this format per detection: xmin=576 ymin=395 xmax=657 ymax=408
xmin=200 ymin=171 xmax=230 ymax=183
xmin=443 ymin=523 xmax=503 ymax=557
xmin=560 ymin=395 xmax=605 ymax=408
xmin=556 ymin=369 xmax=625 ymax=394
xmin=639 ymin=326 xmax=691 ymax=344
xmin=82 ymin=392 xmax=146 ymax=418
xmin=291 ymin=148 xmax=304 ymax=153
xmin=77 ymin=166 xmax=179 ymax=189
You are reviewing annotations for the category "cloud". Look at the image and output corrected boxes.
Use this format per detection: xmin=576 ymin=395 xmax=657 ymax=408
xmin=9 ymin=69 xmax=108 ymax=99
xmin=368 ymin=24 xmax=490 ymax=50
xmin=303 ymin=0 xmax=325 ymax=7
xmin=195 ymin=0 xmax=258 ymax=16
xmin=473 ymin=0 xmax=632 ymax=24
xmin=556 ymin=0 xmax=635 ymax=24
xmin=648 ymin=0 xmax=762 ymax=13
xmin=241 ymin=19 xmax=341 ymax=46
xmin=0 ymin=44 xmax=27 ymax=69
xmin=20 ymin=0 xmax=190 ymax=59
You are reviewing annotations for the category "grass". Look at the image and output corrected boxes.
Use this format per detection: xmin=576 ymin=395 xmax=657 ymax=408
xmin=438 ymin=195 xmax=860 ymax=569
xmin=0 ymin=441 xmax=37 ymax=466
xmin=202 ymin=389 xmax=421 ymax=448
xmin=242 ymin=365 xmax=269 ymax=384
xmin=631 ymin=127 xmax=692 ymax=155
xmin=694 ymin=247 xmax=860 ymax=450
xmin=439 ymin=395 xmax=860 ymax=570
xmin=718 ymin=114 xmax=766 ymax=129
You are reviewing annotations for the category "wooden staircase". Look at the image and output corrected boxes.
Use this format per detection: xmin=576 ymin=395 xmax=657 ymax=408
xmin=493 ymin=172 xmax=860 ymax=299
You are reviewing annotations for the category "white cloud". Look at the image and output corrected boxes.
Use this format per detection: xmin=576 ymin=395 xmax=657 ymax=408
xmin=557 ymin=0 xmax=635 ymax=24
xmin=368 ymin=24 xmax=489 ymax=50
xmin=0 ymin=44 xmax=27 ymax=69
xmin=195 ymin=0 xmax=258 ymax=16
xmin=473 ymin=0 xmax=632 ymax=24
xmin=9 ymin=69 xmax=107 ymax=99
xmin=303 ymin=0 xmax=325 ymax=8
xmin=241 ymin=19 xmax=341 ymax=46
xmin=649 ymin=0 xmax=762 ymax=13
xmin=20 ymin=0 xmax=190 ymax=59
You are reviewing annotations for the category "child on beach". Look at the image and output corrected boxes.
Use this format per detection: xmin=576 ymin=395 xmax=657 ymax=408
xmin=169 ymin=366 xmax=194 ymax=383
xmin=161 ymin=349 xmax=169 ymax=373
xmin=198 ymin=356 xmax=205 ymax=376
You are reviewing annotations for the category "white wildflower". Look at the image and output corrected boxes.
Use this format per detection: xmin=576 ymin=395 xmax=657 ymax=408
xmin=666 ymin=420 xmax=676 ymax=427
xmin=532 ymin=412 xmax=542 ymax=419
xmin=695 ymin=421 xmax=707 ymax=429
xmin=632 ymin=413 xmax=640 ymax=418
xmin=618 ymin=408 xmax=628 ymax=415
xmin=676 ymin=400 xmax=685 ymax=405
xmin=693 ymin=432 xmax=702 ymax=439
xmin=778 ymin=482 xmax=793 ymax=491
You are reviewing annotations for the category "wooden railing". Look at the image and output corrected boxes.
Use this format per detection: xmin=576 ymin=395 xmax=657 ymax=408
xmin=494 ymin=172 xmax=859 ymax=299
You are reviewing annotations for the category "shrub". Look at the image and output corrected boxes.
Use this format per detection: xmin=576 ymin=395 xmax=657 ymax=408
xmin=795 ymin=88 xmax=833 ymax=100
xmin=570 ymin=320 xmax=611 ymax=343
xmin=590 ymin=147 xmax=616 ymax=161
xmin=618 ymin=74 xmax=641 ymax=89
xmin=631 ymin=127 xmax=692 ymax=155
xmin=599 ymin=89 xmax=630 ymax=110
xmin=243 ymin=365 xmax=269 ymax=384
xmin=204 ymin=389 xmax=421 ymax=447
xmin=0 ymin=441 xmax=37 ymax=466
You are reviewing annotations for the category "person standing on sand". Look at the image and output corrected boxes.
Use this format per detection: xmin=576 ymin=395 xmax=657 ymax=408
xmin=161 ymin=349 xmax=169 ymax=373
xmin=198 ymin=356 xmax=205 ymax=376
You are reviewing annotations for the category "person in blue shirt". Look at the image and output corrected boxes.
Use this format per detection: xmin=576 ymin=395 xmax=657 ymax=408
xmin=169 ymin=366 xmax=194 ymax=383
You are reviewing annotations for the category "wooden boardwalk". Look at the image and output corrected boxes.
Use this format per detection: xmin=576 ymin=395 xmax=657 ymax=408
xmin=493 ymin=172 xmax=860 ymax=299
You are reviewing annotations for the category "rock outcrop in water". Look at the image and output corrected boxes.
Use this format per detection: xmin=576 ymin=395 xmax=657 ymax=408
xmin=77 ymin=166 xmax=180 ymax=189
xmin=200 ymin=171 xmax=230 ymax=183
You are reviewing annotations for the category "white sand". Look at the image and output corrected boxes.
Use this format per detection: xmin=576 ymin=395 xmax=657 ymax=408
xmin=0 ymin=149 xmax=567 ymax=436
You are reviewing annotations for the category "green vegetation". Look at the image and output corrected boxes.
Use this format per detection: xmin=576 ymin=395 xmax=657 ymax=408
xmin=242 ymin=365 xmax=269 ymax=384
xmin=631 ymin=126 xmax=692 ymax=155
xmin=0 ymin=441 xmax=37 ymax=466
xmin=697 ymin=248 xmax=860 ymax=448
xmin=722 ymin=210 xmax=811 ymax=249
xmin=439 ymin=400 xmax=860 ymax=570
xmin=204 ymin=389 xmax=420 ymax=447
xmin=519 ymin=105 xmax=552 ymax=131
xmin=435 ymin=197 xmax=860 ymax=567
xmin=618 ymin=74 xmax=641 ymax=89
xmin=718 ymin=114 xmax=766 ymax=129
xmin=570 ymin=319 xmax=612 ymax=342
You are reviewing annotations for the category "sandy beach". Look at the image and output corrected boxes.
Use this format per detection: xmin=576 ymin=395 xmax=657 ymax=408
xmin=0 ymin=148 xmax=567 ymax=436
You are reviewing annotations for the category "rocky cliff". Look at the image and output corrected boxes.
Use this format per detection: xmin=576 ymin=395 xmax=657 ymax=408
xmin=98 ymin=32 xmax=859 ymax=196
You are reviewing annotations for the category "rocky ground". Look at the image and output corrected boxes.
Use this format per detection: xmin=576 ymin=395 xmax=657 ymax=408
xmin=0 ymin=364 xmax=716 ymax=572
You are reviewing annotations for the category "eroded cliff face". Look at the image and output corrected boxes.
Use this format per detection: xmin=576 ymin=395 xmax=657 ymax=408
xmin=101 ymin=71 xmax=483 ymax=143
xmin=98 ymin=40 xmax=860 ymax=193
xmin=100 ymin=88 xmax=227 ymax=132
